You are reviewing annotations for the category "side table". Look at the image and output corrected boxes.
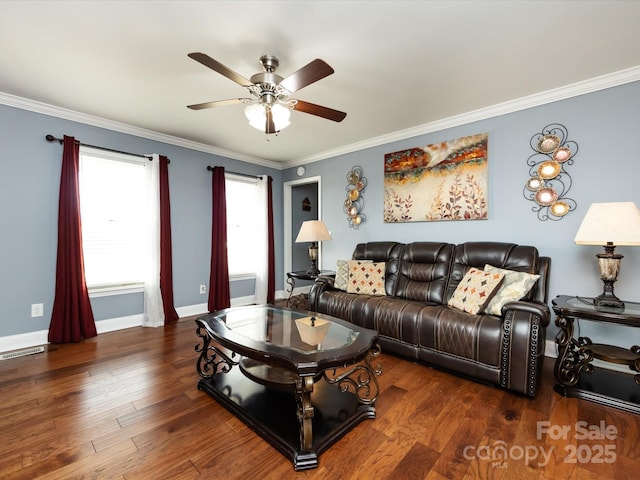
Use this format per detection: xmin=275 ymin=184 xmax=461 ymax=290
xmin=286 ymin=270 xmax=335 ymax=308
xmin=552 ymin=295 xmax=640 ymax=414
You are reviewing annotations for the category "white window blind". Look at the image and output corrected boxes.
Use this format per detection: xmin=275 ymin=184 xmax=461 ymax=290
xmin=79 ymin=148 xmax=148 ymax=290
xmin=225 ymin=175 xmax=260 ymax=276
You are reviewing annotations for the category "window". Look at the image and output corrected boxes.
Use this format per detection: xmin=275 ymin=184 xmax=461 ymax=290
xmin=79 ymin=147 xmax=149 ymax=292
xmin=225 ymin=175 xmax=261 ymax=277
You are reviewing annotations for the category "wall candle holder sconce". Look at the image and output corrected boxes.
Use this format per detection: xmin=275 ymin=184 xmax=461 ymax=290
xmin=523 ymin=123 xmax=578 ymax=221
xmin=344 ymin=166 xmax=367 ymax=228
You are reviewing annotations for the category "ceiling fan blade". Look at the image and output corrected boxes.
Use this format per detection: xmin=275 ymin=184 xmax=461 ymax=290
xmin=187 ymin=98 xmax=249 ymax=110
xmin=293 ymin=100 xmax=347 ymax=122
xmin=266 ymin=108 xmax=276 ymax=134
xmin=279 ymin=59 xmax=334 ymax=93
xmin=188 ymin=52 xmax=253 ymax=87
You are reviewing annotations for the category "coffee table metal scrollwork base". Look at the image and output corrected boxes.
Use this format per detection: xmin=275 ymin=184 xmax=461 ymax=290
xmin=194 ymin=306 xmax=381 ymax=470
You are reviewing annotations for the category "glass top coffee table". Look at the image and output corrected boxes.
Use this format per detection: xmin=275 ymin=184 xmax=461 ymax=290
xmin=195 ymin=305 xmax=381 ymax=470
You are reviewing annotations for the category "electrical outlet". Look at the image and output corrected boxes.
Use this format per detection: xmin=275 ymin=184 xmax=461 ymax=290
xmin=31 ymin=303 xmax=44 ymax=318
xmin=199 ymin=283 xmax=207 ymax=294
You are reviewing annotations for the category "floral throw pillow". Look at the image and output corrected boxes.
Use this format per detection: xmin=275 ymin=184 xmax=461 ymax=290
xmin=347 ymin=261 xmax=386 ymax=296
xmin=447 ymin=267 xmax=505 ymax=314
xmin=482 ymin=264 xmax=540 ymax=316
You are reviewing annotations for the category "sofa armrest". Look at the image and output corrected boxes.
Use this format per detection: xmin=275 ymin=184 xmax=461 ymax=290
xmin=499 ymin=301 xmax=549 ymax=397
xmin=501 ymin=300 xmax=550 ymax=327
xmin=315 ymin=275 xmax=335 ymax=287
xmin=308 ymin=277 xmax=337 ymax=311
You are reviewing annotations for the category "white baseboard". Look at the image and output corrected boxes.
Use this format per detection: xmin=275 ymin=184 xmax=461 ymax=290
xmin=0 ymin=329 xmax=49 ymax=355
xmin=176 ymin=303 xmax=208 ymax=318
xmin=0 ymin=293 xmax=292 ymax=353
xmin=0 ymin=314 xmax=143 ymax=354
xmin=96 ymin=314 xmax=142 ymax=333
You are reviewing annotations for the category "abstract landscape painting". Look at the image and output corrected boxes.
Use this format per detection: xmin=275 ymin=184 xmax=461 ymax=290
xmin=384 ymin=133 xmax=488 ymax=223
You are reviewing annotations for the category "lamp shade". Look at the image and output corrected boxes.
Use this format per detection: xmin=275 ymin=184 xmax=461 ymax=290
xmin=295 ymin=220 xmax=332 ymax=243
xmin=574 ymin=202 xmax=640 ymax=246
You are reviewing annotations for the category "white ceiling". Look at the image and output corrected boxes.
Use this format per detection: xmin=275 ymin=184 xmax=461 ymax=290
xmin=2 ymin=1 xmax=640 ymax=169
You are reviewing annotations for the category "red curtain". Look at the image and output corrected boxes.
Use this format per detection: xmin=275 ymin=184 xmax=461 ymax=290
xmin=267 ymin=176 xmax=275 ymax=303
xmin=208 ymin=167 xmax=231 ymax=312
xmin=159 ymin=155 xmax=179 ymax=323
xmin=48 ymin=136 xmax=97 ymax=343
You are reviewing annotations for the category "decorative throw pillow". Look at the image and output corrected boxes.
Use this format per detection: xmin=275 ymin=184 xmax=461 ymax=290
xmin=347 ymin=261 xmax=386 ymax=296
xmin=335 ymin=259 xmax=372 ymax=291
xmin=482 ymin=264 xmax=540 ymax=316
xmin=447 ymin=267 xmax=505 ymax=314
xmin=334 ymin=260 xmax=350 ymax=291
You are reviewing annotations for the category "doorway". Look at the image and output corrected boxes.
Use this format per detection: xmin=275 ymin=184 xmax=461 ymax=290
xmin=283 ymin=176 xmax=322 ymax=290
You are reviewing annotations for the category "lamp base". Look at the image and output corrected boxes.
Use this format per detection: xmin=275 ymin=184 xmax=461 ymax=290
xmin=307 ymin=242 xmax=320 ymax=276
xmin=594 ymin=245 xmax=624 ymax=309
xmin=306 ymin=266 xmax=321 ymax=276
xmin=593 ymin=292 xmax=625 ymax=309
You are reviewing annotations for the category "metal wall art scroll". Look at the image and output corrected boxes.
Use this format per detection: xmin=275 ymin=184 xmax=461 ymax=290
xmin=344 ymin=166 xmax=366 ymax=228
xmin=523 ymin=123 xmax=578 ymax=221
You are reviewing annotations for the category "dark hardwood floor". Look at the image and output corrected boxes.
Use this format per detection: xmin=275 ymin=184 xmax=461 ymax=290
xmin=0 ymin=317 xmax=638 ymax=479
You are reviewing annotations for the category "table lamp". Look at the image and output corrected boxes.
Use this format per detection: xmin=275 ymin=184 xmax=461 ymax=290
xmin=574 ymin=202 xmax=640 ymax=308
xmin=295 ymin=220 xmax=332 ymax=275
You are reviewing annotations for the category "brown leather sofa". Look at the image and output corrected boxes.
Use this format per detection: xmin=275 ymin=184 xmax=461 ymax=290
xmin=308 ymin=241 xmax=551 ymax=397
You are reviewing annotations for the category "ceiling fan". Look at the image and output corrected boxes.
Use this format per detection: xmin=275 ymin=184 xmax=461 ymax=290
xmin=187 ymin=52 xmax=347 ymax=135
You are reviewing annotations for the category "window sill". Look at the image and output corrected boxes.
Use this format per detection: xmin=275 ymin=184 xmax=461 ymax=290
xmin=88 ymin=283 xmax=144 ymax=298
xmin=230 ymin=273 xmax=256 ymax=282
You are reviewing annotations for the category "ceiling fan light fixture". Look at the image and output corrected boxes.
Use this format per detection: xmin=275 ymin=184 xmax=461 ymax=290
xmin=271 ymin=102 xmax=291 ymax=130
xmin=244 ymin=102 xmax=291 ymax=132
xmin=244 ymin=102 xmax=265 ymax=130
xmin=188 ymin=52 xmax=346 ymax=132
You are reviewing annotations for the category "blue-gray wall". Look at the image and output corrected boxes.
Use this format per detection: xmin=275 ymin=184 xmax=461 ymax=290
xmin=0 ymin=104 xmax=282 ymax=337
xmin=284 ymin=80 xmax=640 ymax=348
xmin=2 ymin=79 xmax=640 ymax=350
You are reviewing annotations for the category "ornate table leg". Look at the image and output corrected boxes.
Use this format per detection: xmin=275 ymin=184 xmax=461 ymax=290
xmin=286 ymin=275 xmax=296 ymax=306
xmin=631 ymin=345 xmax=640 ymax=385
xmin=323 ymin=343 xmax=382 ymax=404
xmin=295 ymin=375 xmax=315 ymax=452
xmin=195 ymin=321 xmax=239 ymax=378
xmin=554 ymin=314 xmax=594 ymax=386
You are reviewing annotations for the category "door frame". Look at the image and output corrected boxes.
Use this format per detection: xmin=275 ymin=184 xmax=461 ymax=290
xmin=283 ymin=175 xmax=322 ymax=288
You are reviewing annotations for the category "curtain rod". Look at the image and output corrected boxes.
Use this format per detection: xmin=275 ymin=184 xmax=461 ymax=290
xmin=45 ymin=134 xmax=167 ymax=162
xmin=206 ymin=165 xmax=261 ymax=179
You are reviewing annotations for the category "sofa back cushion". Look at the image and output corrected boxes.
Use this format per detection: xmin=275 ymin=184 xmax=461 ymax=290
xmin=448 ymin=242 xmax=542 ymax=303
xmin=394 ymin=242 xmax=454 ymax=304
xmin=352 ymin=242 xmax=403 ymax=296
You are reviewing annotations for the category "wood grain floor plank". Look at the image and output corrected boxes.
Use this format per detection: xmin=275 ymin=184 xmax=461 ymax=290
xmin=0 ymin=320 xmax=638 ymax=479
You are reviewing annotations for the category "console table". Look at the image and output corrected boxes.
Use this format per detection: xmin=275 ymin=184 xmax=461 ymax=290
xmin=552 ymin=295 xmax=640 ymax=414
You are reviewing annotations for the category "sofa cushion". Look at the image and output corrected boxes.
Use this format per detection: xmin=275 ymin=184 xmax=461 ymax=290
xmin=395 ymin=242 xmax=454 ymax=304
xmin=448 ymin=242 xmax=540 ymax=302
xmin=482 ymin=264 xmax=540 ymax=315
xmin=447 ymin=267 xmax=504 ymax=314
xmin=347 ymin=261 xmax=386 ymax=296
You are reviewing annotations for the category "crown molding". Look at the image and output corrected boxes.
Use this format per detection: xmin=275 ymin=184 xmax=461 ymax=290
xmin=3 ymin=65 xmax=639 ymax=171
xmin=284 ymin=65 xmax=640 ymax=169
xmin=0 ymin=92 xmax=280 ymax=170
